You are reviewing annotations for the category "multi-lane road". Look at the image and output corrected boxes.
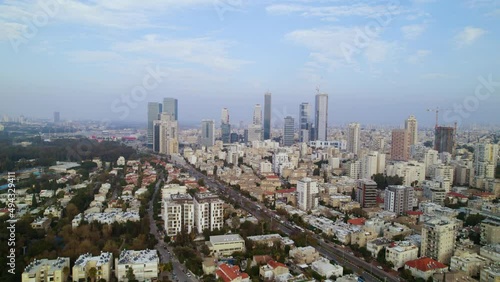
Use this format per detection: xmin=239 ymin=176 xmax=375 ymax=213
xmin=170 ymin=154 xmax=402 ymax=282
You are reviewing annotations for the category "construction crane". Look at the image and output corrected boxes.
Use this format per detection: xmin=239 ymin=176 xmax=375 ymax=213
xmin=427 ymin=107 xmax=451 ymax=129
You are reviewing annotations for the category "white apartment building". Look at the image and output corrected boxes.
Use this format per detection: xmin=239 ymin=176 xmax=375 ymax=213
xmin=421 ymin=217 xmax=462 ymax=264
xmin=72 ymin=252 xmax=113 ymax=282
xmin=386 ymin=161 xmax=425 ymax=187
xmin=206 ymin=234 xmax=246 ymax=257
xmin=163 ymin=194 xmax=194 ymax=237
xmin=194 ymin=193 xmax=224 ymax=233
xmin=22 ymin=257 xmax=70 ymax=282
xmin=115 ymin=250 xmax=159 ymax=282
xmin=385 ymin=241 xmax=419 ymax=270
xmin=361 ymin=151 xmax=386 ymax=179
xmin=297 ymin=178 xmax=319 ymax=211
xmin=450 ymin=253 xmax=491 ymax=277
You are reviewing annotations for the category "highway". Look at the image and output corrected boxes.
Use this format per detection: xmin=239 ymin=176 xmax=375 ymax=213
xmin=170 ymin=154 xmax=402 ymax=282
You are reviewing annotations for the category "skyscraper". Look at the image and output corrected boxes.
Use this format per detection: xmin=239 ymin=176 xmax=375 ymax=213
xmin=153 ymin=113 xmax=178 ymax=155
xmin=253 ymin=104 xmax=262 ymax=125
xmin=299 ymin=102 xmax=311 ymax=143
xmin=474 ymin=143 xmax=499 ymax=179
xmin=200 ymin=119 xmax=215 ymax=148
xmin=163 ymin=98 xmax=178 ymax=121
xmin=315 ymin=93 xmax=328 ymax=141
xmin=264 ymin=92 xmax=272 ymax=140
xmin=347 ymin=123 xmax=361 ymax=155
xmin=53 ymin=111 xmax=60 ymax=123
xmin=434 ymin=126 xmax=455 ymax=155
xmin=405 ymin=115 xmax=418 ymax=146
xmin=391 ymin=129 xmax=410 ymax=161
xmin=297 ymin=178 xmax=319 ymax=211
xmin=221 ymin=108 xmax=231 ymax=144
xmin=384 ymin=185 xmax=414 ymax=215
xmin=147 ymin=102 xmax=162 ymax=146
xmin=283 ymin=116 xmax=295 ymax=147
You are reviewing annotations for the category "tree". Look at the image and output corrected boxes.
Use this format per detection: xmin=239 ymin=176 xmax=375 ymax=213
xmin=351 ymin=188 xmax=356 ymax=200
xmin=88 ymin=267 xmax=97 ymax=282
xmin=423 ymin=141 xmax=433 ymax=148
xmin=377 ymin=248 xmax=387 ymax=265
xmin=126 ymin=267 xmax=136 ymax=282
xmin=465 ymin=214 xmax=485 ymax=227
xmin=197 ymin=178 xmax=205 ymax=187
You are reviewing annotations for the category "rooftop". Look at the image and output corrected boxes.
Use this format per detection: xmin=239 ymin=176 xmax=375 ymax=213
xmin=210 ymin=234 xmax=244 ymax=244
xmin=117 ymin=249 xmax=158 ymax=265
xmin=405 ymin=257 xmax=447 ymax=272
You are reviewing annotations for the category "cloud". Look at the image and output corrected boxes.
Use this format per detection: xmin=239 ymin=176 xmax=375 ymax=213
xmin=112 ymin=35 xmax=251 ymax=71
xmin=266 ymin=2 xmax=408 ymax=21
xmin=401 ymin=24 xmax=427 ymax=40
xmin=66 ymin=51 xmax=124 ymax=63
xmin=455 ymin=26 xmax=486 ymax=47
xmin=408 ymin=49 xmax=431 ymax=64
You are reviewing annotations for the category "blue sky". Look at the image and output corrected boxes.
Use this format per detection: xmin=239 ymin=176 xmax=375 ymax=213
xmin=0 ymin=0 xmax=499 ymax=127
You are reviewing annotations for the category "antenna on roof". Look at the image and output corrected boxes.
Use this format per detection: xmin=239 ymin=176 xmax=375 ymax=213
xmin=316 ymin=86 xmax=320 ymax=94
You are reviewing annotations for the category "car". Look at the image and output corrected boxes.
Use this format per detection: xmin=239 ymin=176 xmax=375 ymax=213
xmin=377 ymin=266 xmax=383 ymax=270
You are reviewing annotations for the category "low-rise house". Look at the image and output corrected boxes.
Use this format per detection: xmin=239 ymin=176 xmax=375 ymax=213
xmin=404 ymin=257 xmax=448 ymax=281
xmin=216 ymin=263 xmax=250 ymax=282
xmin=385 ymin=241 xmax=419 ymax=270
xmin=259 ymin=260 xmax=289 ymax=281
xmin=289 ymin=246 xmax=320 ymax=265
xmin=311 ymin=258 xmax=343 ymax=279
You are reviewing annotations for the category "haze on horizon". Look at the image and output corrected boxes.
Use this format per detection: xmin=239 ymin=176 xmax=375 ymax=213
xmin=1 ymin=0 xmax=499 ymax=128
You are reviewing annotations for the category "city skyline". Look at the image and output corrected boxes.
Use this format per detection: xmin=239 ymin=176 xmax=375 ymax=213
xmin=1 ymin=1 xmax=499 ymax=126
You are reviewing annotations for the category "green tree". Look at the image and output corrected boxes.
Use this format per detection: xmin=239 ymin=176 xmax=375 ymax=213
xmin=197 ymin=178 xmax=205 ymax=186
xmin=465 ymin=214 xmax=485 ymax=227
xmin=126 ymin=267 xmax=136 ymax=282
xmin=88 ymin=267 xmax=97 ymax=282
xmin=377 ymin=248 xmax=387 ymax=265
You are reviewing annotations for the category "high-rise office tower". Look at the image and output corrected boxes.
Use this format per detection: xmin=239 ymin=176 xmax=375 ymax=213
xmin=356 ymin=179 xmax=378 ymax=208
xmin=53 ymin=111 xmax=60 ymax=123
xmin=391 ymin=129 xmax=410 ymax=161
xmin=221 ymin=108 xmax=230 ymax=125
xmin=405 ymin=115 xmax=418 ymax=146
xmin=315 ymin=93 xmax=328 ymax=141
xmin=434 ymin=126 xmax=455 ymax=155
xmin=283 ymin=116 xmax=295 ymax=147
xmin=163 ymin=98 xmax=178 ymax=121
xmin=147 ymin=102 xmax=162 ymax=146
xmin=297 ymin=178 xmax=319 ymax=211
xmin=153 ymin=113 xmax=178 ymax=155
xmin=200 ymin=120 xmax=215 ymax=148
xmin=221 ymin=108 xmax=231 ymax=144
xmin=299 ymin=102 xmax=311 ymax=143
xmin=264 ymin=92 xmax=272 ymax=140
xmin=253 ymin=104 xmax=262 ymax=125
xmin=347 ymin=123 xmax=361 ymax=155
xmin=384 ymin=185 xmax=414 ymax=215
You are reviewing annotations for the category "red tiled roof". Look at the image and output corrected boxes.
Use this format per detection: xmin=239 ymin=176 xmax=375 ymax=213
xmin=253 ymin=255 xmax=272 ymax=265
xmin=348 ymin=218 xmax=366 ymax=226
xmin=405 ymin=257 xmax=447 ymax=272
xmin=268 ymin=260 xmax=287 ymax=269
xmin=406 ymin=211 xmax=424 ymax=216
xmin=447 ymin=192 xmax=468 ymax=199
xmin=216 ymin=264 xmax=248 ymax=282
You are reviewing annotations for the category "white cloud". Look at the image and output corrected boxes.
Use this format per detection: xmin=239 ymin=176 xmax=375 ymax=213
xmin=455 ymin=26 xmax=486 ymax=47
xmin=112 ymin=35 xmax=251 ymax=71
xmin=0 ymin=22 xmax=26 ymax=40
xmin=408 ymin=49 xmax=431 ymax=64
xmin=401 ymin=24 xmax=427 ymax=40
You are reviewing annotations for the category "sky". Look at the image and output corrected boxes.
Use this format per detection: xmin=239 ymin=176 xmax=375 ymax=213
xmin=0 ymin=0 xmax=499 ymax=128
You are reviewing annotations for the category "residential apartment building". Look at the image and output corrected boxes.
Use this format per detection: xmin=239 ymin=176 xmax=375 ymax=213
xmin=356 ymin=179 xmax=378 ymax=208
xmin=421 ymin=217 xmax=461 ymax=264
xmin=384 ymin=185 xmax=414 ymax=215
xmin=297 ymin=178 xmax=319 ymax=211
xmin=385 ymin=241 xmax=419 ymax=270
xmin=22 ymin=257 xmax=70 ymax=282
xmin=194 ymin=193 xmax=224 ymax=233
xmin=72 ymin=252 xmax=113 ymax=282
xmin=115 ymin=250 xmax=159 ymax=282
xmin=163 ymin=194 xmax=195 ymax=237
xmin=481 ymin=219 xmax=500 ymax=245
xmin=206 ymin=234 xmax=246 ymax=257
